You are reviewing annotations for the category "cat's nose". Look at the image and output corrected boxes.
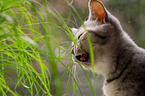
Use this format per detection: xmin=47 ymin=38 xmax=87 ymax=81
xmin=75 ymin=53 xmax=89 ymax=62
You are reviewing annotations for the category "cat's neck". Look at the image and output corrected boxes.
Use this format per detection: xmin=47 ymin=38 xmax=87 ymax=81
xmin=104 ymin=31 xmax=140 ymax=82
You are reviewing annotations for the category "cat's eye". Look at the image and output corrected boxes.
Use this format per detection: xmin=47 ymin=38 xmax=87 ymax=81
xmin=95 ymin=33 xmax=106 ymax=39
xmin=89 ymin=31 xmax=106 ymax=39
xmin=78 ymin=33 xmax=83 ymax=39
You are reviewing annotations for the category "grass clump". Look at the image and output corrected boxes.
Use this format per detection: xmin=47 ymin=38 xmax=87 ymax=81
xmin=0 ymin=0 xmax=97 ymax=96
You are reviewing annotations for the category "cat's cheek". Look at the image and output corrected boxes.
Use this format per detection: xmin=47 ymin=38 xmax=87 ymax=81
xmin=80 ymin=40 xmax=90 ymax=53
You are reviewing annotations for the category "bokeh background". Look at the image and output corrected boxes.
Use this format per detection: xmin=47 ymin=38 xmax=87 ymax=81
xmin=1 ymin=0 xmax=145 ymax=96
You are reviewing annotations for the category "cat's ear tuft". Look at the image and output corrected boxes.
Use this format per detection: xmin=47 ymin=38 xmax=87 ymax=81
xmin=88 ymin=0 xmax=107 ymax=23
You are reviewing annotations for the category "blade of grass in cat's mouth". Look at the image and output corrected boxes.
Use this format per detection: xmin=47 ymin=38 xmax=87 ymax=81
xmin=75 ymin=53 xmax=89 ymax=62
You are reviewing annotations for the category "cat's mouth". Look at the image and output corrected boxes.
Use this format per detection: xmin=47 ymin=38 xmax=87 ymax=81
xmin=75 ymin=53 xmax=89 ymax=62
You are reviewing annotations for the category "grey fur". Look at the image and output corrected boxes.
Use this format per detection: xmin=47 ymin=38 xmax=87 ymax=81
xmin=71 ymin=0 xmax=145 ymax=96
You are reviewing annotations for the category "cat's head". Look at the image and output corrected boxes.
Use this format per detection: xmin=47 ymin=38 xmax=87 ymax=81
xmin=71 ymin=0 xmax=124 ymax=75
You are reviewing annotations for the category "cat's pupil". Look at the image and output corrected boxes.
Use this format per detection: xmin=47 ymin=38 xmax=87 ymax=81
xmin=78 ymin=33 xmax=83 ymax=39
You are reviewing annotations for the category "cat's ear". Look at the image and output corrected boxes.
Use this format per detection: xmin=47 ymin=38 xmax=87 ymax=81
xmin=88 ymin=0 xmax=108 ymax=23
xmin=88 ymin=0 xmax=123 ymax=32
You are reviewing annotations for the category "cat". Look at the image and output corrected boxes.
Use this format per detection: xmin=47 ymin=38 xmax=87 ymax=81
xmin=71 ymin=0 xmax=145 ymax=96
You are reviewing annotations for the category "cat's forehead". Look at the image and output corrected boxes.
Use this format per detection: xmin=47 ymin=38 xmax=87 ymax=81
xmin=84 ymin=20 xmax=101 ymax=28
xmin=74 ymin=20 xmax=101 ymax=38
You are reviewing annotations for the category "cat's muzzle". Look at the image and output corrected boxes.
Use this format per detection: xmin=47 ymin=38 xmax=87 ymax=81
xmin=75 ymin=53 xmax=89 ymax=62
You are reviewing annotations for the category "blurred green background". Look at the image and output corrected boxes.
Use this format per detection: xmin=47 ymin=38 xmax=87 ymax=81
xmin=0 ymin=0 xmax=145 ymax=96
